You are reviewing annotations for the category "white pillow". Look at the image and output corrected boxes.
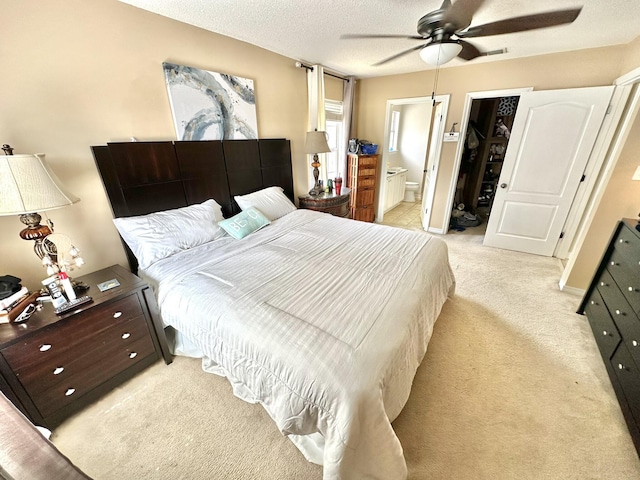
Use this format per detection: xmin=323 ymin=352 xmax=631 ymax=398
xmin=113 ymin=199 xmax=225 ymax=270
xmin=234 ymin=186 xmax=296 ymax=221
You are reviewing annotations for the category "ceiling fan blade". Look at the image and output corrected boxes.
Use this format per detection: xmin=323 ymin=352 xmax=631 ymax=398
xmin=341 ymin=33 xmax=425 ymax=40
xmin=457 ymin=40 xmax=482 ymax=60
xmin=458 ymin=8 xmax=582 ymax=38
xmin=373 ymin=44 xmax=426 ymax=66
xmin=443 ymin=0 xmax=486 ymax=30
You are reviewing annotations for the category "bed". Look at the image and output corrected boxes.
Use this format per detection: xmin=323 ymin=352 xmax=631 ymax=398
xmin=92 ymin=139 xmax=455 ymax=480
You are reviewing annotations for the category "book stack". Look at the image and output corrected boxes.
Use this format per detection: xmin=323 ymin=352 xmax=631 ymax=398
xmin=0 ymin=287 xmax=37 ymax=324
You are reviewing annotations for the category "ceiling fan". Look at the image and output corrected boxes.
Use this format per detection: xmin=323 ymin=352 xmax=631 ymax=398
xmin=342 ymin=0 xmax=583 ymax=66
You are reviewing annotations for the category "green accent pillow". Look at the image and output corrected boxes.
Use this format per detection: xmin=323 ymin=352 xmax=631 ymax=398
xmin=218 ymin=207 xmax=271 ymax=239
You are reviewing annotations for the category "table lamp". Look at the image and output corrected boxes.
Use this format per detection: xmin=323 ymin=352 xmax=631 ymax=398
xmin=0 ymin=146 xmax=81 ymax=267
xmin=304 ymin=131 xmax=331 ymax=196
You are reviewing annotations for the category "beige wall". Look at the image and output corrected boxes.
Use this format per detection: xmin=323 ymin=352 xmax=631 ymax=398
xmin=355 ymin=44 xmax=640 ymax=289
xmin=2 ymin=0 xmax=309 ymax=289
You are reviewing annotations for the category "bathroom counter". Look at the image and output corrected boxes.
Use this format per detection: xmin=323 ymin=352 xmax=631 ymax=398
xmin=386 ymin=167 xmax=408 ymax=177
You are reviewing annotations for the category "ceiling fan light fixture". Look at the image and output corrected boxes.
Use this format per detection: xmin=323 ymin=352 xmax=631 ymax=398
xmin=419 ymin=41 xmax=463 ymax=65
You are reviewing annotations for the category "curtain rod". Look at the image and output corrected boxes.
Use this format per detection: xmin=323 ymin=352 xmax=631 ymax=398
xmin=295 ymin=61 xmax=350 ymax=82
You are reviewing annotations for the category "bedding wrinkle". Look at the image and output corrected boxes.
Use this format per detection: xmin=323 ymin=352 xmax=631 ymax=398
xmin=145 ymin=210 xmax=454 ymax=479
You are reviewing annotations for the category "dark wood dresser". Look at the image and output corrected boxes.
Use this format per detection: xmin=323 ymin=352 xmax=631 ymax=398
xmin=0 ymin=264 xmax=171 ymax=429
xmin=578 ymin=218 xmax=640 ymax=454
xmin=298 ymin=188 xmax=351 ymax=218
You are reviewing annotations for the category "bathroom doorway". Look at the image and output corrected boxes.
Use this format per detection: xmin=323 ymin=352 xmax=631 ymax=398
xmin=377 ymin=94 xmax=450 ymax=229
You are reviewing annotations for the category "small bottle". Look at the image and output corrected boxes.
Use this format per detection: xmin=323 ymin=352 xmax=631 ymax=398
xmin=58 ymin=271 xmax=77 ymax=301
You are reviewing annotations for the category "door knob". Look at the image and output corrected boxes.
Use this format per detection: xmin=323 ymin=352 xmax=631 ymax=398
xmin=500 ymin=183 xmax=507 ymax=189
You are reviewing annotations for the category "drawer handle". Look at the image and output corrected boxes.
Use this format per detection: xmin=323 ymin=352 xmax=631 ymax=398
xmin=113 ymin=311 xmax=123 ymax=318
xmin=39 ymin=344 xmax=52 ymax=352
xmin=65 ymin=388 xmax=76 ymax=396
xmin=603 ymin=330 xmax=610 ymax=337
xmin=619 ymin=239 xmax=628 ymax=244
xmin=600 ymin=281 xmax=608 ymax=287
xmin=129 ymin=352 xmax=138 ymax=359
xmin=610 ymin=261 xmax=618 ymax=266
xmin=53 ymin=367 xmax=65 ymax=375
xmin=122 ymin=332 xmax=131 ymax=339
xmin=615 ymin=309 xmax=623 ymax=316
xmin=633 ymin=340 xmax=639 ymax=347
xmin=590 ymin=300 xmax=598 ymax=305
xmin=630 ymin=287 xmax=637 ymax=292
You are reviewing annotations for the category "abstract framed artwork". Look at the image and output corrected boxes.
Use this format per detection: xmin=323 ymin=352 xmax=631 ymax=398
xmin=162 ymin=62 xmax=258 ymax=140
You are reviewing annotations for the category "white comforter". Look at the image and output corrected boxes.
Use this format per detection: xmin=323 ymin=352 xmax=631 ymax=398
xmin=142 ymin=209 xmax=455 ymax=479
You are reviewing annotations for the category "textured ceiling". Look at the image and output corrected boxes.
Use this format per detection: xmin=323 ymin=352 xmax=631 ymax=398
xmin=119 ymin=0 xmax=640 ymax=78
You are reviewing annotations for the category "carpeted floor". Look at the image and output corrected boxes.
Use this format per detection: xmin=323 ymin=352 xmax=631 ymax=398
xmin=52 ymin=225 xmax=640 ymax=479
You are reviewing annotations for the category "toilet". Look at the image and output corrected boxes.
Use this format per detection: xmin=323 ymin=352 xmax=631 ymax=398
xmin=404 ymin=182 xmax=420 ymax=203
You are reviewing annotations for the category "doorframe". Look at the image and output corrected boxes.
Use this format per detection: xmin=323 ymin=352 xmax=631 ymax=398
xmin=559 ymin=66 xmax=640 ymax=294
xmin=443 ymin=87 xmax=533 ymax=234
xmin=377 ymin=94 xmax=449 ymax=225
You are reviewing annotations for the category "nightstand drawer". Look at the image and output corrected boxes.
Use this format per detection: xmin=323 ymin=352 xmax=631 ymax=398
xmin=32 ymin=335 xmax=155 ymax=418
xmin=13 ymin=315 xmax=152 ymax=397
xmin=586 ymin=288 xmax=621 ymax=360
xmin=2 ymin=294 xmax=143 ymax=372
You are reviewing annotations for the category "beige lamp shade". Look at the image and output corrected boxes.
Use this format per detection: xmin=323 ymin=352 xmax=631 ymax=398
xmin=304 ymin=131 xmax=331 ymax=154
xmin=0 ymin=154 xmax=79 ymax=215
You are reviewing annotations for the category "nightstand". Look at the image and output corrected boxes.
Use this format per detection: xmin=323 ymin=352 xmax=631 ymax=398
xmin=298 ymin=188 xmax=351 ymax=218
xmin=0 ymin=264 xmax=171 ymax=429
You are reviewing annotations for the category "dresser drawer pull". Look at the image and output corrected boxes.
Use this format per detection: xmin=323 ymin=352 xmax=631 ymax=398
xmin=590 ymin=300 xmax=598 ymax=305
xmin=65 ymin=388 xmax=76 ymax=396
xmin=53 ymin=367 xmax=65 ymax=375
xmin=630 ymin=287 xmax=637 ymax=292
xmin=39 ymin=344 xmax=52 ymax=352
xmin=603 ymin=330 xmax=610 ymax=336
xmin=600 ymin=281 xmax=608 ymax=287
xmin=113 ymin=311 xmax=123 ymax=318
xmin=129 ymin=352 xmax=137 ymax=359
xmin=633 ymin=340 xmax=639 ymax=347
xmin=610 ymin=261 xmax=618 ymax=266
xmin=619 ymin=239 xmax=628 ymax=244
xmin=122 ymin=332 xmax=131 ymax=339
xmin=615 ymin=309 xmax=624 ymax=316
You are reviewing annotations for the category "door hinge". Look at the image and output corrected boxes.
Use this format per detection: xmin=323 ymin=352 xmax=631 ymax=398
xmin=560 ymin=232 xmax=565 ymax=239
xmin=580 ymin=174 xmax=586 ymax=182
xmin=606 ymin=104 xmax=612 ymax=115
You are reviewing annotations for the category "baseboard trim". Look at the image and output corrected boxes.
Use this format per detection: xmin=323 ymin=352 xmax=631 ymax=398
xmin=559 ymin=284 xmax=585 ymax=297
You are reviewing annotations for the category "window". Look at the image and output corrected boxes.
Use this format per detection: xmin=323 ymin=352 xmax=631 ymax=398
xmin=389 ymin=110 xmax=401 ymax=152
xmin=324 ymin=99 xmax=345 ymax=180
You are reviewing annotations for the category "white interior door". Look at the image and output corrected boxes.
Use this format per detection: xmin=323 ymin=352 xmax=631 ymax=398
xmin=484 ymin=86 xmax=614 ymax=256
xmin=421 ymin=102 xmax=444 ymax=230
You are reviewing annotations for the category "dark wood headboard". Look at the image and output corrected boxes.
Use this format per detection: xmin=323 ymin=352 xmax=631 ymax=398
xmin=91 ymin=139 xmax=293 ymax=273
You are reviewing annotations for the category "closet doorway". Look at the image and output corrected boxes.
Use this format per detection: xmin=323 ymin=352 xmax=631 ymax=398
xmin=447 ymin=86 xmax=615 ymax=257
xmin=448 ymin=89 xmax=529 ymax=233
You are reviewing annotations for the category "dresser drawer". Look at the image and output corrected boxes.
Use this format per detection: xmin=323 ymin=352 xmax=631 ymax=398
xmin=32 ymin=335 xmax=155 ymax=418
xmin=352 ymin=187 xmax=375 ymax=207
xmin=1 ymin=294 xmax=143 ymax=373
xmin=611 ymin=344 xmax=640 ymax=426
xmin=12 ymin=314 xmax=152 ymax=397
xmin=608 ymin=248 xmax=640 ymax=316
xmin=614 ymin=223 xmax=640 ymax=264
xmin=585 ymin=288 xmax=621 ymax=359
xmin=599 ymin=269 xmax=637 ymax=328
xmin=356 ymin=176 xmax=376 ymax=188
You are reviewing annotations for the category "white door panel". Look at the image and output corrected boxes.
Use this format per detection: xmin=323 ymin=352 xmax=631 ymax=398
xmin=484 ymin=86 xmax=614 ymax=256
